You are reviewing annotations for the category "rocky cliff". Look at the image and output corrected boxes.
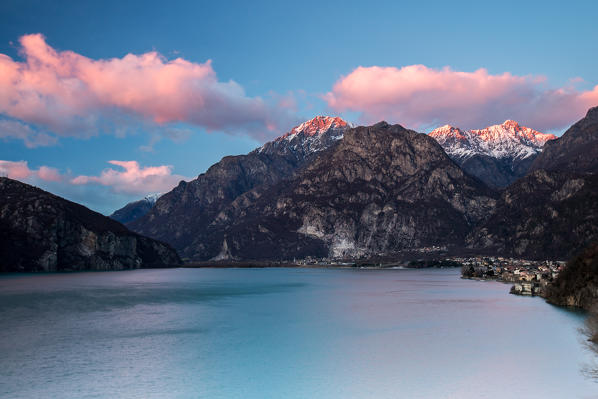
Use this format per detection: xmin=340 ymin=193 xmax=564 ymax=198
xmin=0 ymin=178 xmax=181 ymax=272
xmin=466 ymin=170 xmax=598 ymax=260
xmin=187 ymin=122 xmax=496 ymax=261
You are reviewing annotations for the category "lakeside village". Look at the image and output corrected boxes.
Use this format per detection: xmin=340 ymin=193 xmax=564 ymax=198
xmin=293 ymin=252 xmax=566 ymax=297
xmin=459 ymin=257 xmax=566 ymax=296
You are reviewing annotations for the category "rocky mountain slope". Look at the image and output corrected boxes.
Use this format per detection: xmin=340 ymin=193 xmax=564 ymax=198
xmin=466 ymin=170 xmax=598 ymax=260
xmin=129 ymin=116 xmax=351 ymax=258
xmin=429 ymin=121 xmax=556 ymax=187
xmin=110 ymin=193 xmax=162 ymax=224
xmin=0 ymin=178 xmax=180 ymax=272
xmin=530 ymin=106 xmax=598 ymax=173
xmin=183 ymin=122 xmax=496 ymax=261
xmin=544 ymin=240 xmax=598 ymax=309
xmin=467 ymin=108 xmax=598 ymax=260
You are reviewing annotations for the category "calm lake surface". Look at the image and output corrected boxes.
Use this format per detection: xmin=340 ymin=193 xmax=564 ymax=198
xmin=0 ymin=268 xmax=596 ymax=398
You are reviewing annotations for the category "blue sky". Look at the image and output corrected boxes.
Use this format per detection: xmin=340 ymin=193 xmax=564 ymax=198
xmin=1 ymin=0 xmax=597 ymax=213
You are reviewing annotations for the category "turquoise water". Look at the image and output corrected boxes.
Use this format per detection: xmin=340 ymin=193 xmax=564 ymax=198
xmin=0 ymin=268 xmax=596 ymax=398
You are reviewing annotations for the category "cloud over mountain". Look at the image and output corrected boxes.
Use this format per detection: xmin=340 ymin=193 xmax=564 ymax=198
xmin=324 ymin=65 xmax=598 ymax=131
xmin=0 ymin=34 xmax=294 ymax=144
xmin=0 ymin=159 xmax=186 ymax=197
xmin=0 ymin=160 xmax=61 ymax=181
xmin=71 ymin=160 xmax=186 ymax=195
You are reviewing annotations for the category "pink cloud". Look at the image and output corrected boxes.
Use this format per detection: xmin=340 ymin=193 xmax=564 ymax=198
xmin=0 ymin=160 xmax=61 ymax=181
xmin=0 ymin=34 xmax=293 ymax=141
xmin=1 ymin=159 xmax=184 ymax=196
xmin=71 ymin=160 xmax=186 ymax=195
xmin=324 ymin=65 xmax=598 ymax=131
xmin=37 ymin=166 xmax=62 ymax=182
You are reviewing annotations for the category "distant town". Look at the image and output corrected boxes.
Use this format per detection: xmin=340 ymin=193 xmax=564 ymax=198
xmin=459 ymin=256 xmax=566 ymax=296
xmin=290 ymin=254 xmax=568 ymax=298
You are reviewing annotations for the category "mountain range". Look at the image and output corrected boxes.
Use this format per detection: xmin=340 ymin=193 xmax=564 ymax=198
xmin=429 ymin=121 xmax=556 ymax=187
xmin=467 ymin=106 xmax=598 ymax=259
xmin=192 ymin=121 xmax=496 ymax=261
xmin=115 ymin=118 xmax=557 ymax=224
xmin=3 ymin=107 xmax=597 ymax=270
xmin=125 ymin=109 xmax=598 ymax=262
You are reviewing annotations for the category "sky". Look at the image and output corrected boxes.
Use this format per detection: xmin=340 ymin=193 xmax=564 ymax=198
xmin=1 ymin=0 xmax=597 ymax=214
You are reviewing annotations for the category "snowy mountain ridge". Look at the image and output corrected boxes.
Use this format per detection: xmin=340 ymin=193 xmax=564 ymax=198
xmin=429 ymin=120 xmax=556 ymax=161
xmin=257 ymin=116 xmax=352 ymax=157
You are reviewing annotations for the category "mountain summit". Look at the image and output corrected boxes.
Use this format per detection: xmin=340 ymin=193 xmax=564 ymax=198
xmin=429 ymin=121 xmax=556 ymax=187
xmin=258 ymin=116 xmax=351 ymax=159
xmin=281 ymin=116 xmax=349 ymax=138
xmin=129 ymin=116 xmax=352 ymax=259
xmin=430 ymin=120 xmax=555 ymax=161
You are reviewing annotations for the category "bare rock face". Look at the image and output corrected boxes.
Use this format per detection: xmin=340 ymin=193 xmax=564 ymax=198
xmin=0 ymin=178 xmax=180 ymax=272
xmin=129 ymin=116 xmax=350 ymax=260
xmin=188 ymin=122 xmax=496 ymax=261
xmin=530 ymin=106 xmax=598 ymax=174
xmin=467 ymin=170 xmax=598 ymax=260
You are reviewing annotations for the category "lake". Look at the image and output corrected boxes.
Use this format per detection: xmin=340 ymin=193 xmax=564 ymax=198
xmin=0 ymin=268 xmax=596 ymax=398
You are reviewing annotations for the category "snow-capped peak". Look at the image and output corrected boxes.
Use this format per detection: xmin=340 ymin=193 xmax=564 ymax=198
xmin=429 ymin=121 xmax=557 ymax=161
xmin=278 ymin=116 xmax=350 ymax=141
xmin=257 ymin=116 xmax=352 ymax=157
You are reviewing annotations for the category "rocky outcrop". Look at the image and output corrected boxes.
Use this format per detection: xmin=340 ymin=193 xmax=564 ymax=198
xmin=0 ymin=178 xmax=180 ymax=272
xmin=129 ymin=116 xmax=350 ymax=259
xmin=466 ymin=170 xmax=598 ymax=260
xmin=544 ymin=241 xmax=598 ymax=309
xmin=530 ymin=106 xmax=598 ymax=174
xmin=188 ymin=122 xmax=496 ymax=261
